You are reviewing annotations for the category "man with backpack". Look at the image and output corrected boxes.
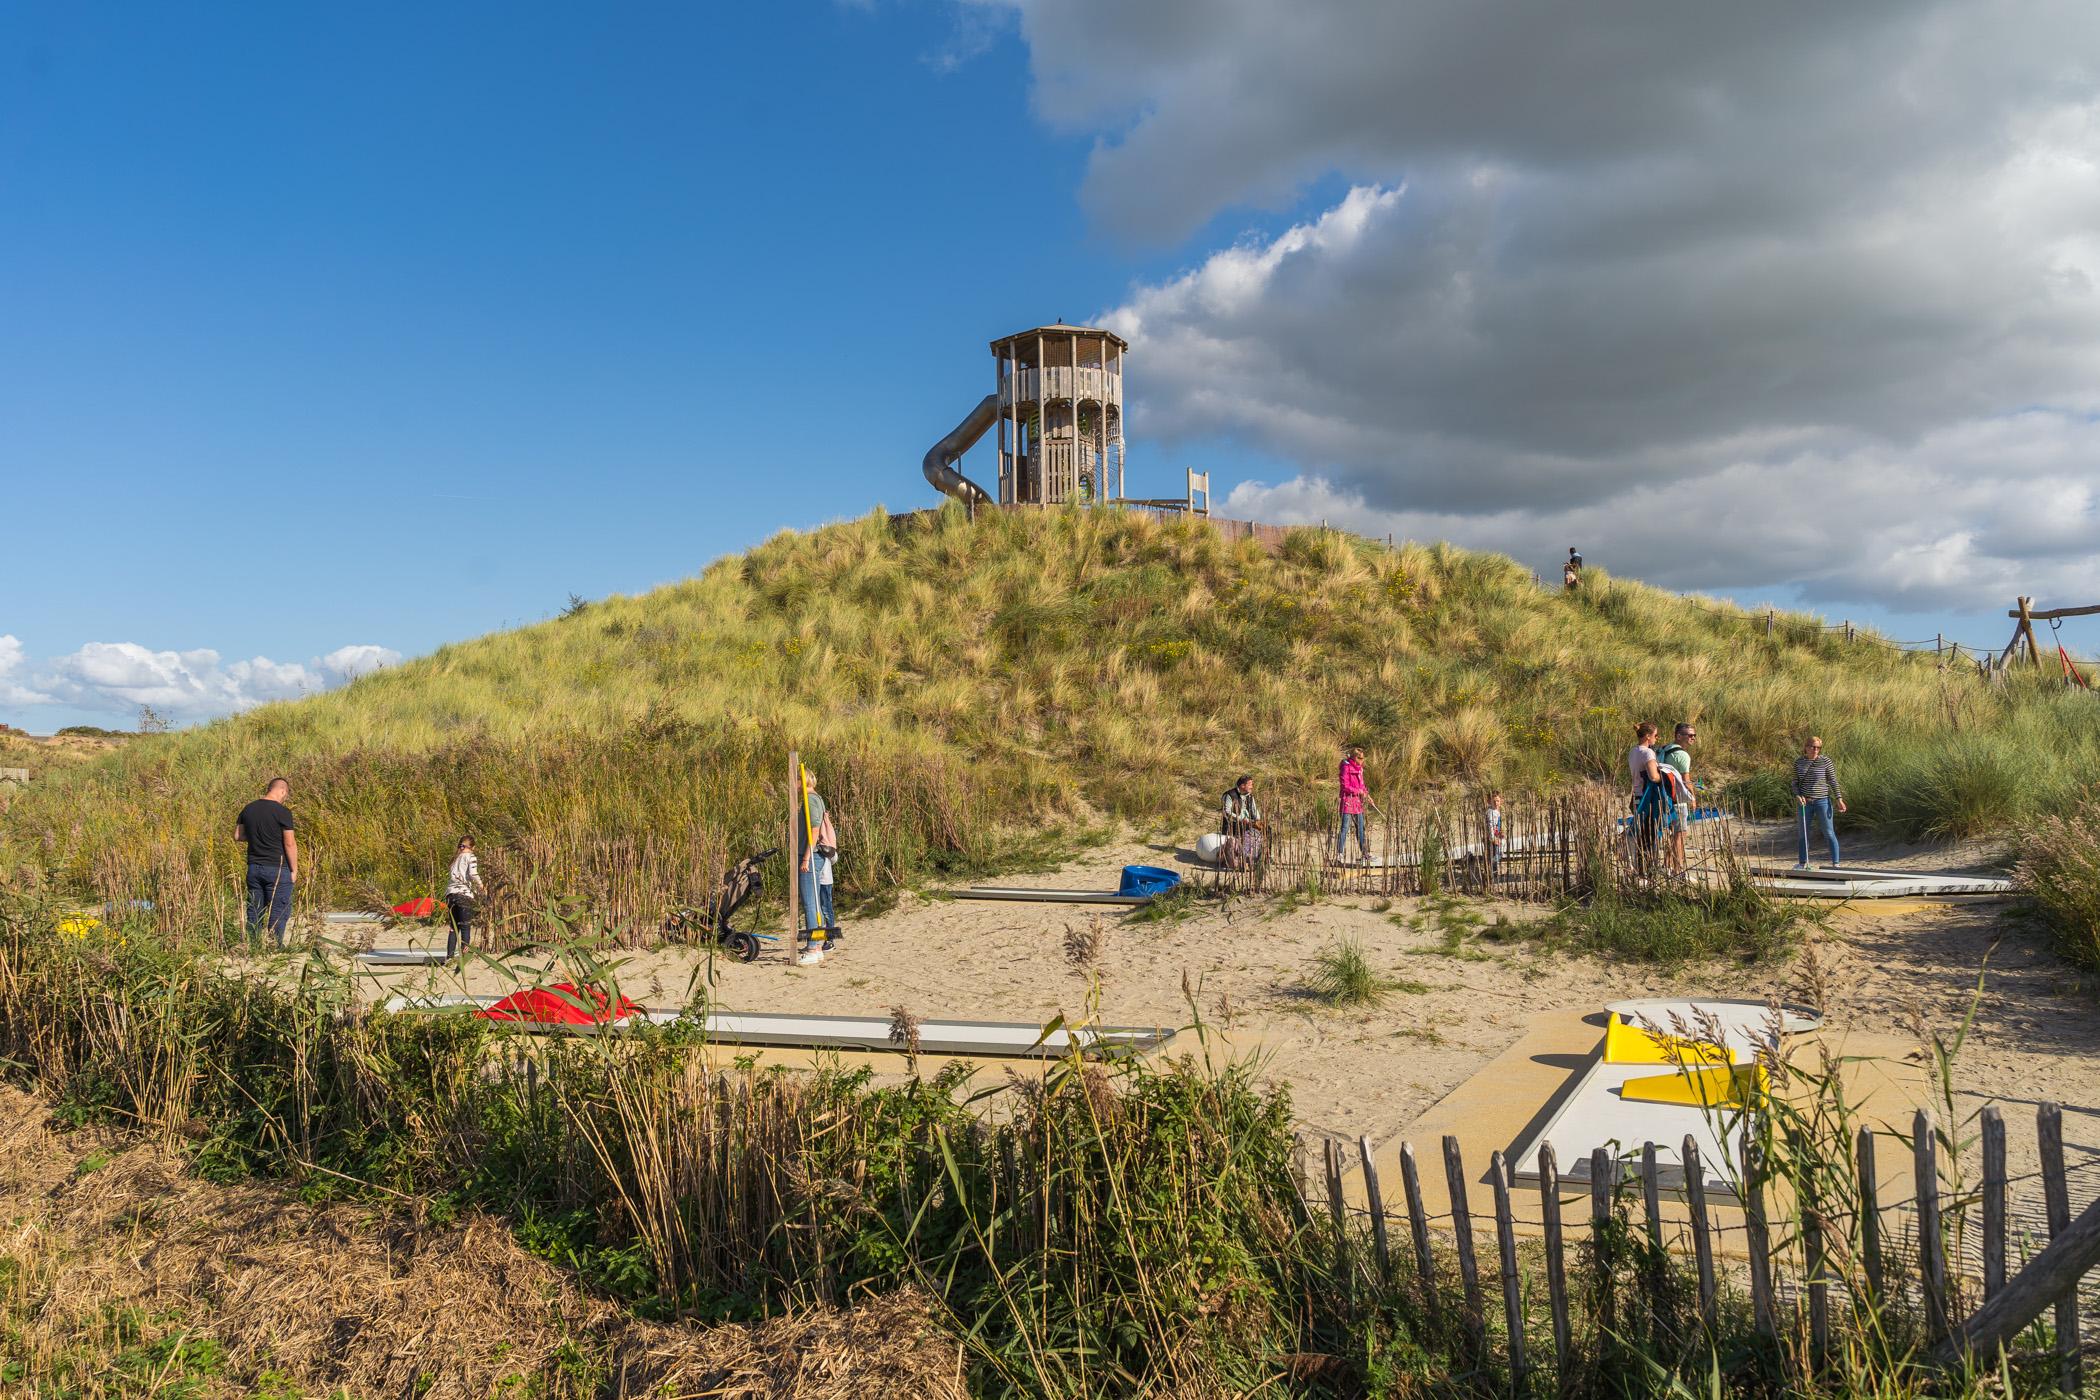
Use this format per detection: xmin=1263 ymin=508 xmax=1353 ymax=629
xmin=1657 ymin=723 xmax=1698 ymax=873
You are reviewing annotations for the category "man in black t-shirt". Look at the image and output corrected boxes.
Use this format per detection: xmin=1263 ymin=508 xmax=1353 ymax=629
xmin=234 ymin=777 xmax=299 ymax=947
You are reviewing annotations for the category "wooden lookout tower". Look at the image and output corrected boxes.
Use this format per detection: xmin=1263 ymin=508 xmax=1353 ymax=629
xmin=923 ymin=322 xmax=1129 ymax=508
xmin=992 ymin=324 xmax=1126 ymax=505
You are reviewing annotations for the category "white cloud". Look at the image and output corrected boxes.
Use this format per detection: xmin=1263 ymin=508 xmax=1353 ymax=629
xmin=991 ymin=1 xmax=2100 ymax=610
xmin=1223 ymin=406 xmax=2100 ymax=611
xmin=0 ymin=634 xmax=53 ymax=707
xmin=319 ymin=644 xmax=404 ymax=681
xmin=9 ymin=639 xmax=404 ymax=723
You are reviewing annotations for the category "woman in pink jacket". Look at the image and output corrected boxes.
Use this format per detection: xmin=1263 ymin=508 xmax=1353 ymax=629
xmin=1335 ymin=745 xmax=1370 ymax=862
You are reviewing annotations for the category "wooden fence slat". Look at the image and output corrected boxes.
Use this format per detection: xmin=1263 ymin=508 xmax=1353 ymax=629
xmin=1359 ymin=1134 xmax=1391 ymax=1282
xmin=1640 ymin=1140 xmax=1663 ymax=1250
xmin=1683 ymin=1137 xmax=1718 ymax=1329
xmin=1444 ymin=1135 xmax=1486 ymax=1349
xmin=1491 ymin=1151 xmax=1526 ymax=1384
xmin=1805 ymin=1208 xmax=1830 ymax=1370
xmin=1400 ymin=1142 xmax=1437 ymax=1297
xmin=1590 ymin=1146 xmax=1616 ymax=1334
xmin=1857 ymin=1127 xmax=1883 ymax=1305
xmin=1539 ymin=1143 xmax=1571 ymax=1375
xmin=1981 ymin=1106 xmax=2007 ymax=1303
xmin=1743 ymin=1140 xmax=1776 ymax=1338
xmin=1914 ymin=1108 xmax=1951 ymax=1342
xmin=2038 ymin=1102 xmax=2083 ymax=1395
xmin=1324 ymin=1138 xmax=1347 ymax=1241
xmin=1930 ymin=1189 xmax=2100 ymax=1370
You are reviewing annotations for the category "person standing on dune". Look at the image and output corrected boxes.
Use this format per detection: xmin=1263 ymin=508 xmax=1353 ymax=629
xmin=445 ymin=835 xmax=485 ymax=964
xmin=813 ymin=804 xmax=840 ymax=942
xmin=1335 ymin=746 xmax=1370 ymax=864
xmin=1792 ymin=735 xmax=1846 ymax=868
xmin=234 ymin=777 xmax=298 ymax=949
xmin=796 ymin=766 xmax=830 ymax=959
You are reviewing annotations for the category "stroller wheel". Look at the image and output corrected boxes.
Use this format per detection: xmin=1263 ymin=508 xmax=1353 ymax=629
xmin=726 ymin=932 xmax=761 ymax=963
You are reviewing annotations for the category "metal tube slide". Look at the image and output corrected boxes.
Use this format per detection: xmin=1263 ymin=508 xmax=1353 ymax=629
xmin=923 ymin=392 xmax=998 ymax=504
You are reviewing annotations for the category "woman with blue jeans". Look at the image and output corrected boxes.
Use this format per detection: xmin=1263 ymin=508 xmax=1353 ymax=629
xmin=1335 ymin=745 xmax=1370 ymax=862
xmin=1792 ymin=736 xmax=1845 ymax=867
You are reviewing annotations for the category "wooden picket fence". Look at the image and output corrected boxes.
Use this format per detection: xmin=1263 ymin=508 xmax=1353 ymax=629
xmin=1204 ymin=787 xmax=1744 ymax=903
xmin=1303 ymin=1102 xmax=2096 ymax=1388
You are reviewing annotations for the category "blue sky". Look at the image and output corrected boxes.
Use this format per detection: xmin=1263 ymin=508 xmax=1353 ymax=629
xmin=4 ymin=2 xmax=2090 ymax=729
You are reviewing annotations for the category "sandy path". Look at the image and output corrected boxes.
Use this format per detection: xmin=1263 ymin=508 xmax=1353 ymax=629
xmin=359 ymin=838 xmax=2100 ymax=1177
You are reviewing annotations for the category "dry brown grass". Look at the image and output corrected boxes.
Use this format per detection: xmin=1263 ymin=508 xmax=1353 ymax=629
xmin=0 ymin=1085 xmax=966 ymax=1399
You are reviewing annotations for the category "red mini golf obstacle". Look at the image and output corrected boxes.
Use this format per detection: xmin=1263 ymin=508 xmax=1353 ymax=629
xmin=475 ymin=982 xmax=645 ymax=1027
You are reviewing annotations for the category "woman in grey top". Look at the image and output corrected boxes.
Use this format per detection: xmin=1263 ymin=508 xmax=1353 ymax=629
xmin=445 ymin=836 xmax=485 ymax=962
xmin=1792 ymin=737 xmax=1846 ymax=868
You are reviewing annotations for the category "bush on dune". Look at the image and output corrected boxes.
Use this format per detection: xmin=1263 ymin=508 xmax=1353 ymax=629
xmin=2017 ymin=788 xmax=2100 ymax=973
xmin=1538 ymin=877 xmax=1808 ymax=965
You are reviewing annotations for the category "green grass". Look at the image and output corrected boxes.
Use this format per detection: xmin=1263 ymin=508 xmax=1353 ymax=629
xmin=1302 ymin=936 xmax=1398 ymax=1006
xmin=2017 ymin=787 xmax=2100 ymax=974
xmin=4 ymin=504 xmax=2091 ymax=921
xmin=1 ymin=891 xmax=2073 ymax=1398
xmin=1536 ymin=878 xmax=1811 ymax=965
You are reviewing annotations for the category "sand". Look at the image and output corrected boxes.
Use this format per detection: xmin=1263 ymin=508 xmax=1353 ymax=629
xmin=353 ymin=833 xmax=2099 ymax=1207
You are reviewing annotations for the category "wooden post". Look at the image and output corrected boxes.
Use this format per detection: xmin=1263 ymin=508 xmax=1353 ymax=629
xmin=1359 ymin=1135 xmax=1392 ymax=1281
xmin=1844 ymin=619 xmax=1852 ymax=643
xmin=1683 ymin=1137 xmax=1718 ymax=1329
xmin=1914 ymin=1108 xmax=1950 ymax=1342
xmin=786 ymin=748 xmax=800 ymax=945
xmin=1539 ymin=1144 xmax=1572 ymax=1375
xmin=1640 ymin=1141 xmax=1663 ymax=1250
xmin=1765 ymin=609 xmax=1774 ymax=635
xmin=1805 ymin=1207 xmax=1830 ymax=1370
xmin=1324 ymin=1139 xmax=1346 ymax=1231
xmin=1443 ymin=1135 xmax=1485 ymax=1347
xmin=2038 ymin=1103 xmax=2083 ymax=1394
xmin=1490 ymin=1151 xmax=1527 ymax=1385
xmin=1590 ymin=1147 xmax=1616 ymax=1334
xmin=1857 ymin=1127 xmax=1884 ymax=1305
xmin=1400 ymin=1142 xmax=1437 ymax=1295
xmin=1981 ymin=1106 xmax=2007 ymax=1301
xmin=1744 ymin=1141 xmax=1776 ymax=1339
xmin=2017 ymin=596 xmax=2043 ymax=668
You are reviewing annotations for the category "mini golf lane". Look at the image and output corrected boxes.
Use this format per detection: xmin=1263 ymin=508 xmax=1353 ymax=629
xmin=379 ymin=994 xmax=1175 ymax=1059
xmin=1344 ymin=1005 xmax=1930 ymax=1256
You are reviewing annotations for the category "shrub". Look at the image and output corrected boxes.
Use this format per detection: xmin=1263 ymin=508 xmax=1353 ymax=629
xmin=1537 ymin=878 xmax=1807 ymax=965
xmin=1303 ymin=937 xmax=1395 ymax=1006
xmin=2016 ymin=789 xmax=2100 ymax=973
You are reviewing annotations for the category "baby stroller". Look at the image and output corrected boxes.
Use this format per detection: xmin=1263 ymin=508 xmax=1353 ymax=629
xmin=662 ymin=846 xmax=779 ymax=962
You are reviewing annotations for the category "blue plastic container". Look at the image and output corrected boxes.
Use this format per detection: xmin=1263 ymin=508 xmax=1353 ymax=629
xmin=1118 ymin=864 xmax=1182 ymax=898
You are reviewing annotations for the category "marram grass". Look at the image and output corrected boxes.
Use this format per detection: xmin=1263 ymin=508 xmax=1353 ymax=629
xmin=5 ymin=504 xmax=2093 ymax=915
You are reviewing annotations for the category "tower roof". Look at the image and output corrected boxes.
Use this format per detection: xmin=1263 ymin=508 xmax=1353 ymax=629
xmin=991 ymin=323 xmax=1129 ymax=353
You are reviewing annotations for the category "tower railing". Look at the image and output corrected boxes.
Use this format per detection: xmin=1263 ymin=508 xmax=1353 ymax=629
xmin=999 ymin=365 xmax=1121 ymax=408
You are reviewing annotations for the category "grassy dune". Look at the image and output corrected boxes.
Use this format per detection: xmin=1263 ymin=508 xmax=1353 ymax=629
xmin=5 ymin=504 xmax=2095 ymax=914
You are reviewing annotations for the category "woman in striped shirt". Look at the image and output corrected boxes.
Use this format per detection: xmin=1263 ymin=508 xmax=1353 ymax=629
xmin=1792 ymin=736 xmax=1846 ymax=868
